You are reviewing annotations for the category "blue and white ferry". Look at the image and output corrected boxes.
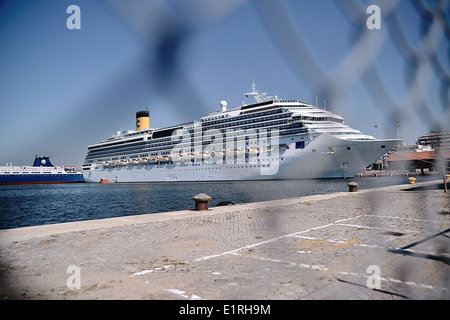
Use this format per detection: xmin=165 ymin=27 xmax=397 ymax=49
xmin=0 ymin=156 xmax=84 ymax=185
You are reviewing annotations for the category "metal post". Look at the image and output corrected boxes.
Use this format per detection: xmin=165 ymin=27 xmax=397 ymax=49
xmin=348 ymin=182 xmax=358 ymax=192
xmin=193 ymin=193 xmax=212 ymax=211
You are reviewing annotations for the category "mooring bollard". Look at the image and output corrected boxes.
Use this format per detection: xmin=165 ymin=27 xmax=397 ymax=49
xmin=444 ymin=174 xmax=450 ymax=193
xmin=348 ymin=182 xmax=358 ymax=192
xmin=408 ymin=177 xmax=416 ymax=184
xmin=193 ymin=193 xmax=212 ymax=211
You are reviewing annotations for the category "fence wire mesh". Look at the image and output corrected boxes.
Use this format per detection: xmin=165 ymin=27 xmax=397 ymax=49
xmin=98 ymin=0 xmax=450 ymax=299
xmin=2 ymin=0 xmax=448 ymax=300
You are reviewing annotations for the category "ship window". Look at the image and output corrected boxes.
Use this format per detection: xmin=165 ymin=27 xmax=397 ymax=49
xmin=381 ymin=145 xmax=386 ymax=148
xmin=347 ymin=147 xmax=351 ymax=150
xmin=295 ymin=141 xmax=305 ymax=149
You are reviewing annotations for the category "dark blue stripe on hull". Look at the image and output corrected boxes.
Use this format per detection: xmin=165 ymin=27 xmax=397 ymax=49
xmin=0 ymin=174 xmax=84 ymax=185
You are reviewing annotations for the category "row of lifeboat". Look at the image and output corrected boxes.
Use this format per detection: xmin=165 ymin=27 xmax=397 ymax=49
xmin=99 ymin=145 xmax=288 ymax=168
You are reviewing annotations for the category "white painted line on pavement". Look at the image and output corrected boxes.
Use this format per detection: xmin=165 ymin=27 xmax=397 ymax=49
xmin=167 ymin=289 xmax=204 ymax=300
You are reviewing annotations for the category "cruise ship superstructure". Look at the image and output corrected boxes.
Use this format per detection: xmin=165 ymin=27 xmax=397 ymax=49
xmin=82 ymin=82 xmax=402 ymax=182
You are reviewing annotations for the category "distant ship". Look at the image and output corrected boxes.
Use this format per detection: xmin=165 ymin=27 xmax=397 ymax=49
xmin=0 ymin=156 xmax=84 ymax=185
xmin=82 ymin=82 xmax=402 ymax=182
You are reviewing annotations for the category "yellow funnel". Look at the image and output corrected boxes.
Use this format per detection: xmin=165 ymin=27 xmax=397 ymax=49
xmin=136 ymin=110 xmax=150 ymax=131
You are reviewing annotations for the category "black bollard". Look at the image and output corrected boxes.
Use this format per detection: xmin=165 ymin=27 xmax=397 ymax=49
xmin=193 ymin=193 xmax=212 ymax=211
xmin=348 ymin=182 xmax=358 ymax=192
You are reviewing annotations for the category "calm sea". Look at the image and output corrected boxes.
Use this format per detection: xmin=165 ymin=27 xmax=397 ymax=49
xmin=0 ymin=176 xmax=435 ymax=230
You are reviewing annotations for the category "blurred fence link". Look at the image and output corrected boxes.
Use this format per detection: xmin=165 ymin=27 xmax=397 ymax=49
xmin=102 ymin=0 xmax=449 ymax=298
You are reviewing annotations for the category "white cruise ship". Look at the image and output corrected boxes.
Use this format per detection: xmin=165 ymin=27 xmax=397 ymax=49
xmin=82 ymin=82 xmax=401 ymax=182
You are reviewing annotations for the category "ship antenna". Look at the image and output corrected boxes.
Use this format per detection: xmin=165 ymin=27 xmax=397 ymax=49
xmin=244 ymin=80 xmax=272 ymax=103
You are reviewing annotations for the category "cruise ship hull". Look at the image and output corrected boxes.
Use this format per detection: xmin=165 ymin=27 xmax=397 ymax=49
xmin=83 ymin=134 xmax=401 ymax=182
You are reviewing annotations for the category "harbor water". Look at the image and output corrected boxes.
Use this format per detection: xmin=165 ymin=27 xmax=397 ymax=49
xmin=0 ymin=175 xmax=437 ymax=230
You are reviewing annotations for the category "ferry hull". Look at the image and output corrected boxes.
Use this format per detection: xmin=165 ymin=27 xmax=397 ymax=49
xmin=0 ymin=174 xmax=85 ymax=185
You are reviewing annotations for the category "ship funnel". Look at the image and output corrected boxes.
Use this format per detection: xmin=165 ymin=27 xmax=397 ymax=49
xmin=33 ymin=156 xmax=54 ymax=167
xmin=136 ymin=110 xmax=150 ymax=131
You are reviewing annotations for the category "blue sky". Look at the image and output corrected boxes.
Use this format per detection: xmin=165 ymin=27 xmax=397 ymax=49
xmin=0 ymin=0 xmax=448 ymax=168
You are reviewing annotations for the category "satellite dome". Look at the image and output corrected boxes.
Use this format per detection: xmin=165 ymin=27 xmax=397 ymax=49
xmin=220 ymin=100 xmax=227 ymax=111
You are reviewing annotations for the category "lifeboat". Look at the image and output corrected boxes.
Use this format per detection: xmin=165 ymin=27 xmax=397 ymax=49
xmin=195 ymin=152 xmax=210 ymax=162
xmin=171 ymin=154 xmax=183 ymax=163
xmin=99 ymin=177 xmax=117 ymax=183
xmin=246 ymin=147 xmax=259 ymax=156
xmin=226 ymin=148 xmax=244 ymax=157
xmin=211 ymin=151 xmax=225 ymax=160
xmin=128 ymin=159 xmax=139 ymax=165
xmin=147 ymin=157 xmax=158 ymax=164
xmin=182 ymin=153 xmax=194 ymax=163
xmin=159 ymin=156 xmax=170 ymax=163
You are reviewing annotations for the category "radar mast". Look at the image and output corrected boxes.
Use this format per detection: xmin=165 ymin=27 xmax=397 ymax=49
xmin=244 ymin=80 xmax=272 ymax=103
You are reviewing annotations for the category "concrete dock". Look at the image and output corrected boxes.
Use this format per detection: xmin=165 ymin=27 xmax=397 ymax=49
xmin=0 ymin=180 xmax=449 ymax=300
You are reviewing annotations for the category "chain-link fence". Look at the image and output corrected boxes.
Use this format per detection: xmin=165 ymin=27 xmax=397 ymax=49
xmin=99 ymin=0 xmax=449 ymax=299
xmin=2 ymin=0 xmax=448 ymax=300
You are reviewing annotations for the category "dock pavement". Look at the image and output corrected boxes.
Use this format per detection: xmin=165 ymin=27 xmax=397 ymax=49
xmin=0 ymin=180 xmax=449 ymax=300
